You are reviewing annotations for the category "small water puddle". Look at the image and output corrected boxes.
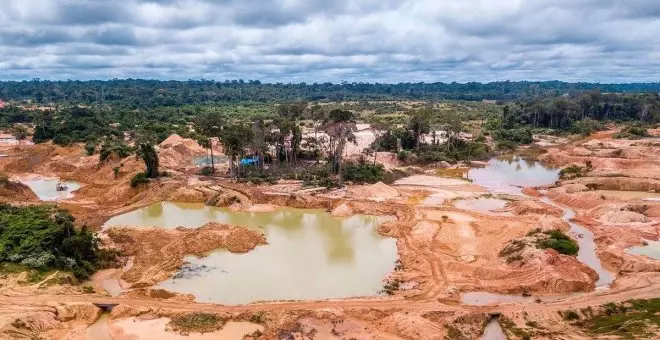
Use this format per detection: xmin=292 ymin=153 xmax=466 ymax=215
xmin=626 ymin=239 xmax=660 ymax=260
xmin=465 ymin=156 xmax=559 ymax=195
xmin=104 ymin=202 xmax=397 ymax=304
xmin=453 ymin=197 xmax=511 ymax=215
xmin=193 ymin=155 xmax=228 ymax=167
xmin=462 ymin=292 xmax=536 ymax=306
xmin=20 ymin=178 xmax=82 ymax=201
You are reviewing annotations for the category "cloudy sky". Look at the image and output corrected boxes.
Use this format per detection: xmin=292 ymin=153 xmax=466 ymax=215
xmin=1 ymin=0 xmax=659 ymax=83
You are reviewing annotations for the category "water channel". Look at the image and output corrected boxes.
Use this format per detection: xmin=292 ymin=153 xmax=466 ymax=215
xmin=461 ymin=155 xmax=614 ymax=307
xmin=104 ymin=202 xmax=397 ymax=304
xmin=481 ymin=318 xmax=507 ymax=340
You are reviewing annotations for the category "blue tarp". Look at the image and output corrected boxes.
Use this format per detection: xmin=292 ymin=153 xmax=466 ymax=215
xmin=240 ymin=157 xmax=258 ymax=166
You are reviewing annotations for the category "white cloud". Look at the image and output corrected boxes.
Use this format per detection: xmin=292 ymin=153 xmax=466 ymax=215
xmin=0 ymin=0 xmax=659 ymax=82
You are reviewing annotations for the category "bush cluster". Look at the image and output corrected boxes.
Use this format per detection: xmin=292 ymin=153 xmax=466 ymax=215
xmin=0 ymin=204 xmax=111 ymax=279
xmin=536 ymin=230 xmax=579 ymax=256
xmin=130 ymin=172 xmax=150 ymax=188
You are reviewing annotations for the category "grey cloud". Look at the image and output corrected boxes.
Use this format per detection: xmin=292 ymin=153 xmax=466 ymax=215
xmin=1 ymin=0 xmax=660 ymax=82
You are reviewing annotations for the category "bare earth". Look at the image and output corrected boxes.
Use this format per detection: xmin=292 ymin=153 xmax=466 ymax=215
xmin=1 ymin=132 xmax=660 ymax=339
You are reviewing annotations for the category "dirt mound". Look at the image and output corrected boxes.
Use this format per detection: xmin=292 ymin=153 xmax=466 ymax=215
xmin=571 ymin=147 xmax=593 ymax=156
xmin=331 ymin=202 xmax=354 ymax=217
xmin=106 ymin=222 xmax=267 ymax=286
xmin=158 ymin=134 xmax=207 ymax=169
xmin=0 ymin=180 xmax=38 ymax=203
xmin=599 ymin=211 xmax=649 ymax=224
xmin=0 ymin=303 xmax=100 ymax=340
xmin=345 ymin=181 xmax=399 ymax=200
xmin=506 ymin=199 xmax=564 ymax=217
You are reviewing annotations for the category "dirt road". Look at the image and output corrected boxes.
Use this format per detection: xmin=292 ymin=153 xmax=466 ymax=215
xmin=2 ymin=280 xmax=658 ymax=314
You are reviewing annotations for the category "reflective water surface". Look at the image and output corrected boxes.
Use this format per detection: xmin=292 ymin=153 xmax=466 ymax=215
xmin=104 ymin=202 xmax=397 ymax=304
xmin=453 ymin=197 xmax=511 ymax=215
xmin=626 ymin=239 xmax=660 ymax=260
xmin=466 ymin=156 xmax=559 ymax=195
xmin=20 ymin=178 xmax=81 ymax=201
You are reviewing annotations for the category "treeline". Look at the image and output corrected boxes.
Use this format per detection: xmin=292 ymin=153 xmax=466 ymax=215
xmin=2 ymin=79 xmax=660 ymax=107
xmin=496 ymin=91 xmax=660 ymax=132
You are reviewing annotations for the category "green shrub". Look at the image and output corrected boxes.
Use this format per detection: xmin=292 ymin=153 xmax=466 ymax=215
xmin=614 ymin=126 xmax=650 ymax=139
xmin=496 ymin=140 xmax=517 ymax=151
xmin=563 ymin=310 xmax=580 ymax=321
xmin=537 ymin=230 xmax=579 ymax=255
xmin=85 ymin=141 xmax=97 ymax=156
xmin=342 ymin=161 xmax=385 ymax=184
xmin=571 ymin=118 xmax=604 ymax=136
xmin=559 ymin=165 xmax=583 ymax=179
xmin=100 ymin=140 xmax=133 ymax=162
xmin=198 ymin=166 xmax=214 ymax=176
xmin=493 ymin=127 xmax=533 ymax=144
xmin=0 ymin=204 xmax=110 ymax=280
xmin=130 ymin=172 xmax=150 ymax=188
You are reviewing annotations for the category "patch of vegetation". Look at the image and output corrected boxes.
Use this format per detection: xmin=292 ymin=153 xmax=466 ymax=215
xmin=82 ymin=285 xmax=95 ymax=294
xmin=500 ymin=317 xmax=531 ymax=340
xmin=492 ymin=127 xmax=534 ymax=145
xmin=525 ymin=320 xmax=541 ymax=328
xmin=130 ymin=172 xmax=150 ymax=188
xmin=581 ymin=299 xmax=660 ymax=339
xmin=563 ymin=310 xmax=580 ymax=321
xmin=499 ymin=239 xmax=527 ymax=257
xmin=536 ymin=229 xmax=579 ymax=256
xmin=99 ymin=140 xmax=133 ymax=161
xmin=198 ymin=166 xmax=215 ymax=176
xmin=445 ymin=325 xmax=470 ymax=340
xmin=614 ymin=126 xmax=651 ymax=139
xmin=0 ymin=204 xmax=114 ymax=280
xmin=382 ymin=278 xmax=401 ymax=295
xmin=168 ymin=313 xmax=225 ymax=334
xmin=571 ymin=118 xmax=605 ymax=136
xmin=559 ymin=164 xmax=584 ymax=179
xmin=342 ymin=161 xmax=385 ymax=184
xmin=249 ymin=311 xmax=267 ymax=324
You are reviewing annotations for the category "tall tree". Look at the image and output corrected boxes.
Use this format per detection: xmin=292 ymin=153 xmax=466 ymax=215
xmin=323 ymin=109 xmax=357 ymax=186
xmin=137 ymin=143 xmax=159 ymax=178
xmin=408 ymin=109 xmax=432 ymax=148
xmin=219 ymin=123 xmax=253 ymax=177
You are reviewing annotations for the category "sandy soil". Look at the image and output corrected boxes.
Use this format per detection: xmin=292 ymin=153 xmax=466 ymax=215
xmin=2 ymin=131 xmax=660 ymax=339
xmin=108 ymin=318 xmax=263 ymax=340
xmin=105 ymin=222 xmax=267 ymax=287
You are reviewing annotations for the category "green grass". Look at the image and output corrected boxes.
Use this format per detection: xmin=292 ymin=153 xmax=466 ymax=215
xmin=536 ymin=230 xmax=579 ymax=256
xmin=583 ymin=299 xmax=660 ymax=339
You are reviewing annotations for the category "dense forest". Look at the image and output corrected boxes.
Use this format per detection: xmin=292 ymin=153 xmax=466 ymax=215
xmin=1 ymin=79 xmax=660 ymax=107
xmin=0 ymin=204 xmax=113 ymax=279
